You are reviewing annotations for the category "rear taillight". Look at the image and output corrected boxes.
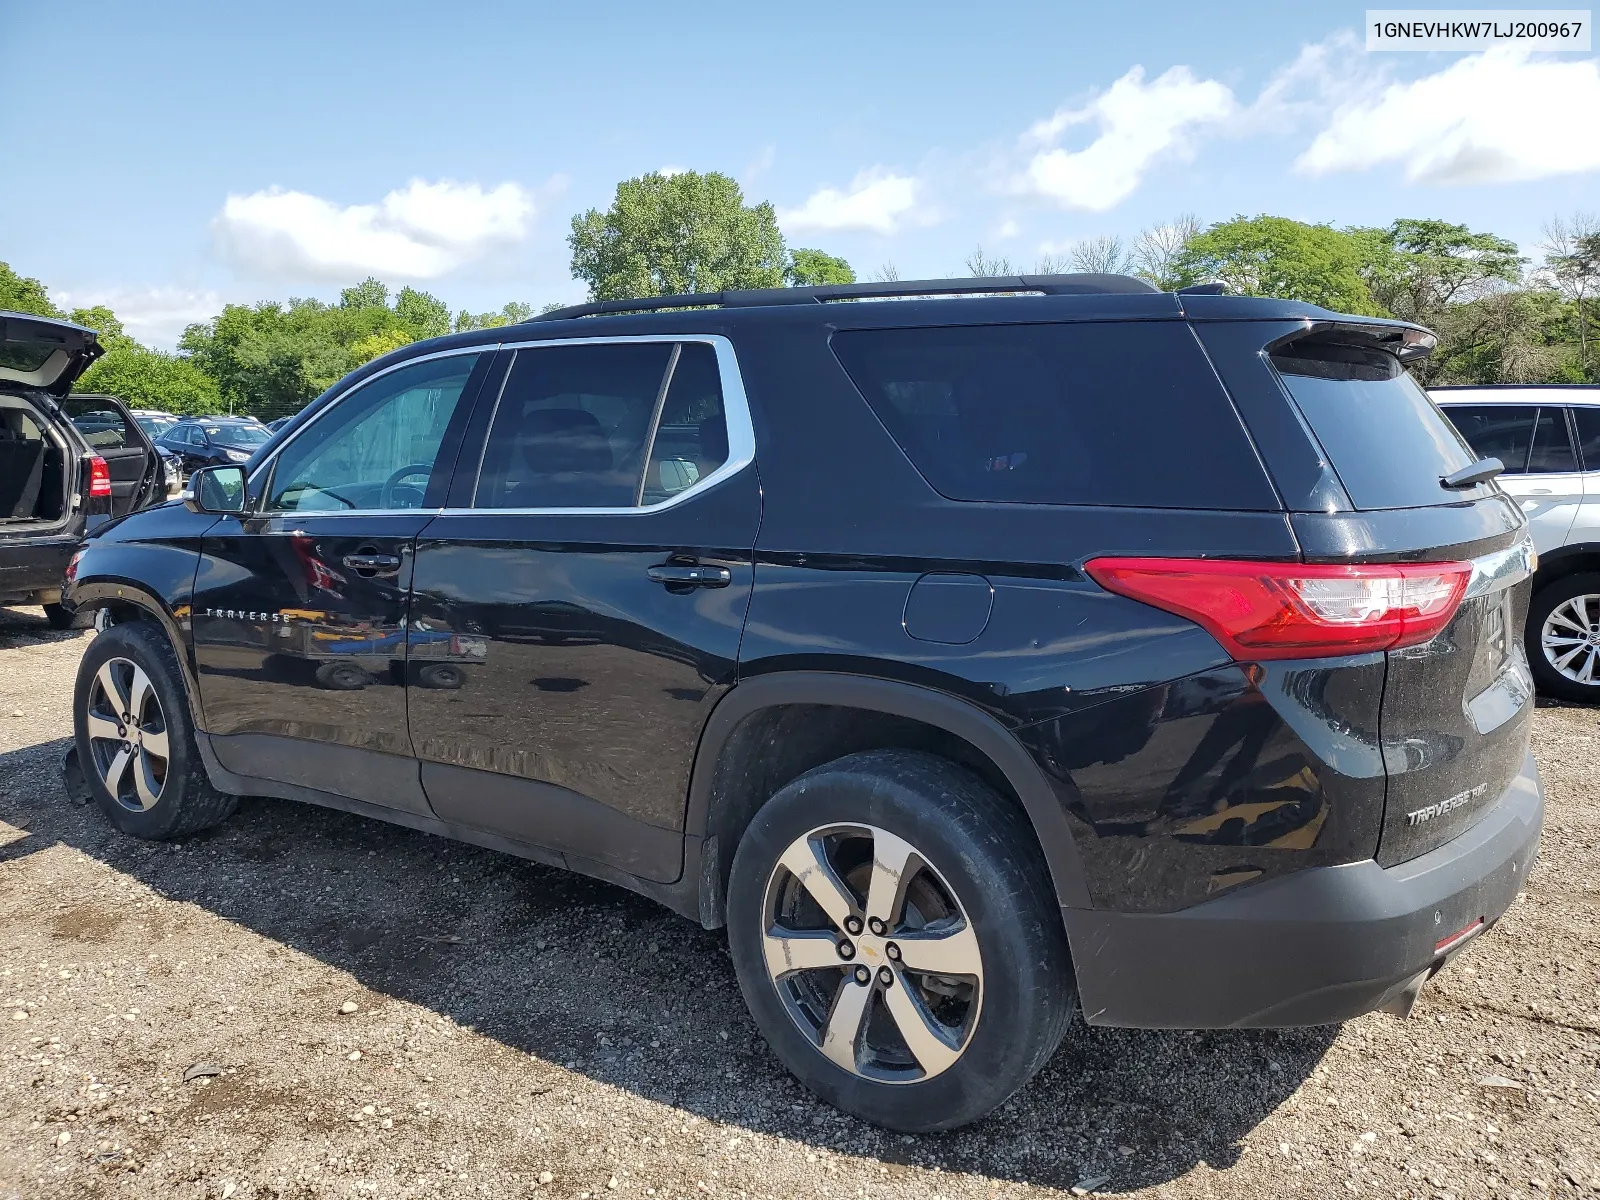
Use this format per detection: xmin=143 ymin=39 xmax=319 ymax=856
xmin=1083 ymin=557 xmax=1472 ymax=660
xmin=88 ymin=456 xmax=112 ymax=499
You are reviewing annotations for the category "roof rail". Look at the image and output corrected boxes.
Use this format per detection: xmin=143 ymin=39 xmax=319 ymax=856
xmin=528 ymin=273 xmax=1160 ymax=322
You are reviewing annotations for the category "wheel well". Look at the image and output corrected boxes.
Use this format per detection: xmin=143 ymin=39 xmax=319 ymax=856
xmin=91 ymin=599 xmax=159 ymax=628
xmin=1533 ymin=551 xmax=1600 ymax=595
xmin=696 ymin=703 xmax=1030 ymax=928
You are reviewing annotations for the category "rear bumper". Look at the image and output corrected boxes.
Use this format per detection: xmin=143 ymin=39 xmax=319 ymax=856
xmin=1066 ymin=749 xmax=1542 ymax=1028
xmin=0 ymin=535 xmax=79 ymax=604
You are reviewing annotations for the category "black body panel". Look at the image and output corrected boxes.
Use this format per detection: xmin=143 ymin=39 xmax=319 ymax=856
xmin=190 ymin=512 xmax=433 ymax=816
xmin=408 ymin=468 xmax=760 ymax=881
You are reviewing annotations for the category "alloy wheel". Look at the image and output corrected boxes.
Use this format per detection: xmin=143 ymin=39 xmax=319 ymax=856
xmin=761 ymin=822 xmax=983 ymax=1084
xmin=84 ymin=657 xmax=170 ymax=811
xmin=1540 ymin=593 xmax=1600 ymax=686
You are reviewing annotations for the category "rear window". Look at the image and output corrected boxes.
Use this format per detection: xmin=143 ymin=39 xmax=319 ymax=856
xmin=1270 ymin=343 xmax=1476 ymax=510
xmin=830 ymin=322 xmax=1276 ymax=510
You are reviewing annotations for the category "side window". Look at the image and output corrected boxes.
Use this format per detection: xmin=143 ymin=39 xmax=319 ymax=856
xmin=1440 ymin=405 xmax=1535 ymax=474
xmin=832 ymin=321 xmax=1276 ymax=509
xmin=1574 ymin=408 xmax=1600 ymax=472
xmin=62 ymin=402 xmax=132 ymax=451
xmin=475 ymin=341 xmax=732 ymax=510
xmin=1527 ymin=408 xmax=1578 ymax=473
xmin=264 ymin=354 xmax=482 ymax=512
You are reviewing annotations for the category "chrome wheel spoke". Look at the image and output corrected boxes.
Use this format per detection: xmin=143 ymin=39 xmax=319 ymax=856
xmin=140 ymin=726 xmax=170 ymax=763
xmin=132 ymin=752 xmax=162 ymax=810
xmin=863 ymin=828 xmax=919 ymax=930
xmin=127 ymin=666 xmax=154 ymax=725
xmin=102 ymin=745 xmax=133 ymax=795
xmin=763 ymin=928 xmax=844 ymax=979
xmin=1547 ymin=607 xmax=1587 ymax=635
xmin=84 ymin=713 xmax=123 ymax=744
xmin=96 ymin=661 xmax=129 ymax=716
xmin=1553 ymin=642 xmax=1586 ymax=670
xmin=881 ymin=974 xmax=962 ymax=1077
xmin=893 ymin=921 xmax=982 ymax=977
xmin=777 ymin=837 xmax=857 ymax=931
xmin=1582 ymin=648 xmax=1597 ymax=684
xmin=818 ymin=977 xmax=872 ymax=1072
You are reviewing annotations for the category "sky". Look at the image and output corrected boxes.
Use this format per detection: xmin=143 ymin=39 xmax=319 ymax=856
xmin=3 ymin=0 xmax=1598 ymax=347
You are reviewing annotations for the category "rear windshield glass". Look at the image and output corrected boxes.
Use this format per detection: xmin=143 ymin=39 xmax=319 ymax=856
xmin=207 ymin=423 xmax=270 ymax=445
xmin=1270 ymin=343 xmax=1477 ymax=510
xmin=831 ymin=322 xmax=1276 ymax=510
xmin=0 ymin=341 xmax=57 ymax=374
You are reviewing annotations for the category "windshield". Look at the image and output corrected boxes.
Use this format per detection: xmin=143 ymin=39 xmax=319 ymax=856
xmin=207 ymin=423 xmax=271 ymax=446
xmin=136 ymin=415 xmax=176 ymax=437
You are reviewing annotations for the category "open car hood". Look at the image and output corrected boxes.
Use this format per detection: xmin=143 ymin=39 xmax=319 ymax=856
xmin=0 ymin=311 xmax=104 ymax=397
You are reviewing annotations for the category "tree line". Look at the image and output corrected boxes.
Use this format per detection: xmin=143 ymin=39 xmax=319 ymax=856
xmin=2 ymin=169 xmax=1595 ymax=419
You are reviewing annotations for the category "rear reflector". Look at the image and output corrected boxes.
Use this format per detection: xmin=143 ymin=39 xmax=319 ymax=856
xmin=1434 ymin=917 xmax=1484 ymax=955
xmin=1083 ymin=557 xmax=1471 ymax=660
xmin=88 ymin=456 xmax=113 ymax=499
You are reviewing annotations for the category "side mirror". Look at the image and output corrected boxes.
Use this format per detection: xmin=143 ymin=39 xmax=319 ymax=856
xmin=185 ymin=464 xmax=248 ymax=515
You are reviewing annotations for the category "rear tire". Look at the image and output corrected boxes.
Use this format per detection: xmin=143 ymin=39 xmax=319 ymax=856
xmin=726 ymin=749 xmax=1074 ymax=1132
xmin=1527 ymin=572 xmax=1600 ymax=703
xmin=73 ymin=621 xmax=238 ymax=839
xmin=43 ymin=602 xmax=91 ymax=630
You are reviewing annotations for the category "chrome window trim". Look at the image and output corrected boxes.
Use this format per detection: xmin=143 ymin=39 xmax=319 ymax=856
xmin=245 ymin=345 xmax=493 ymax=514
xmin=446 ymin=332 xmax=756 ymax=517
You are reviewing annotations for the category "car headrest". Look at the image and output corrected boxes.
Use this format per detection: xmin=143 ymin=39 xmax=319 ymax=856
xmin=515 ymin=408 xmax=612 ymax=475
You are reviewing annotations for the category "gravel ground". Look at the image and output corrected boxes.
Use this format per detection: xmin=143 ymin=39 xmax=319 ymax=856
xmin=0 ymin=603 xmax=1595 ymax=1200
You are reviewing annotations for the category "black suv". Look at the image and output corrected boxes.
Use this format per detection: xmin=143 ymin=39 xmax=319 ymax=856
xmin=61 ymin=276 xmax=1542 ymax=1132
xmin=1 ymin=313 xmax=161 ymax=626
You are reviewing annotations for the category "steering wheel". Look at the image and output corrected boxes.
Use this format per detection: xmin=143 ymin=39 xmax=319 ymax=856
xmin=380 ymin=463 xmax=433 ymax=509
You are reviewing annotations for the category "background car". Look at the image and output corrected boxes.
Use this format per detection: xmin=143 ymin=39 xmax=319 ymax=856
xmin=1435 ymin=385 xmax=1600 ymax=702
xmin=0 ymin=317 xmax=161 ymax=627
xmin=155 ymin=416 xmax=272 ymax=476
xmin=130 ymin=409 xmax=179 ymax=440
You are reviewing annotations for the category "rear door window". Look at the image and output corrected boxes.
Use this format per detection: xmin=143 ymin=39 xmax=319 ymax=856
xmin=473 ymin=341 xmax=730 ymax=510
xmin=830 ymin=321 xmax=1276 ymax=509
xmin=1271 ymin=344 xmax=1476 ymax=509
xmin=1440 ymin=405 xmax=1535 ymax=474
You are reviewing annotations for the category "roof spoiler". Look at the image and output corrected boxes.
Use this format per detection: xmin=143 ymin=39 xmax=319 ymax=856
xmin=530 ymin=273 xmax=1161 ymax=322
xmin=1268 ymin=319 xmax=1438 ymax=363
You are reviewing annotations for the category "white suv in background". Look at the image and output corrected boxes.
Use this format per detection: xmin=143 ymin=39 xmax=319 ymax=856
xmin=1435 ymin=385 xmax=1600 ymax=702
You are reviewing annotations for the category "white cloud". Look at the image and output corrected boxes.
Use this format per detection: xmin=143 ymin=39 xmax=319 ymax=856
xmin=994 ymin=218 xmax=1021 ymax=240
xmin=55 ymin=286 xmax=224 ymax=351
xmin=778 ymin=169 xmax=923 ymax=235
xmin=213 ymin=178 xmax=535 ymax=281
xmin=1297 ymin=47 xmax=1600 ymax=184
xmin=657 ymin=165 xmax=689 ymax=177
xmin=1016 ymin=66 xmax=1236 ymax=211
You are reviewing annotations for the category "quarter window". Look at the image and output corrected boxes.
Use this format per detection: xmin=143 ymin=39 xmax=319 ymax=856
xmin=1574 ymin=407 xmax=1600 ymax=471
xmin=474 ymin=341 xmax=729 ymax=510
xmin=263 ymin=354 xmax=482 ymax=512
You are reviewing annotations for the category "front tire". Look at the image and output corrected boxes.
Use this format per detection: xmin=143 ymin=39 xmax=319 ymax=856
xmin=73 ymin=621 xmax=238 ymax=839
xmin=1528 ymin=572 xmax=1600 ymax=703
xmin=727 ymin=749 xmax=1074 ymax=1132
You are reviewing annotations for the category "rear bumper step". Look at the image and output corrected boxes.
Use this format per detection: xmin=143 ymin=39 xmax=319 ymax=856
xmin=1066 ymin=750 xmax=1542 ymax=1028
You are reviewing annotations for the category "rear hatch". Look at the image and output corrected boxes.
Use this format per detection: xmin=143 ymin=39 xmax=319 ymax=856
xmin=1264 ymin=326 xmax=1535 ymax=866
xmin=0 ymin=311 xmax=103 ymax=397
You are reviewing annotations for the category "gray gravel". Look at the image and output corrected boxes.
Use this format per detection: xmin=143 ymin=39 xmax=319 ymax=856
xmin=0 ymin=603 xmax=1596 ymax=1200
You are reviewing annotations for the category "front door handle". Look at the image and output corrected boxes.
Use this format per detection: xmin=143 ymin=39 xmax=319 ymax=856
xmin=343 ymin=552 xmax=402 ymax=576
xmin=647 ymin=563 xmax=732 ymax=588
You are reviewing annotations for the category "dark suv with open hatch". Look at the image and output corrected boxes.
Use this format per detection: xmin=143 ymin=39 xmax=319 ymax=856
xmin=61 ymin=275 xmax=1543 ymax=1132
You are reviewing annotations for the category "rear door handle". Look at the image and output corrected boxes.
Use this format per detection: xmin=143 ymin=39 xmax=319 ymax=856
xmin=343 ymin=552 xmax=402 ymax=575
xmin=647 ymin=563 xmax=731 ymax=588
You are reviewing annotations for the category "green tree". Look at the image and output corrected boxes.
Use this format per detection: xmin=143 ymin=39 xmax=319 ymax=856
xmin=569 ymin=171 xmax=788 ymax=301
xmin=394 ymin=286 xmax=451 ymax=340
xmin=76 ymin=345 xmax=223 ymax=413
xmin=1171 ymin=216 xmax=1380 ymax=314
xmin=350 ymin=328 xmax=414 ymax=366
xmin=0 ymin=262 xmax=63 ymax=318
xmin=788 ymin=248 xmax=856 ymax=286
xmin=452 ymin=300 xmax=538 ymax=332
xmin=1353 ymin=218 xmax=1523 ymax=325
